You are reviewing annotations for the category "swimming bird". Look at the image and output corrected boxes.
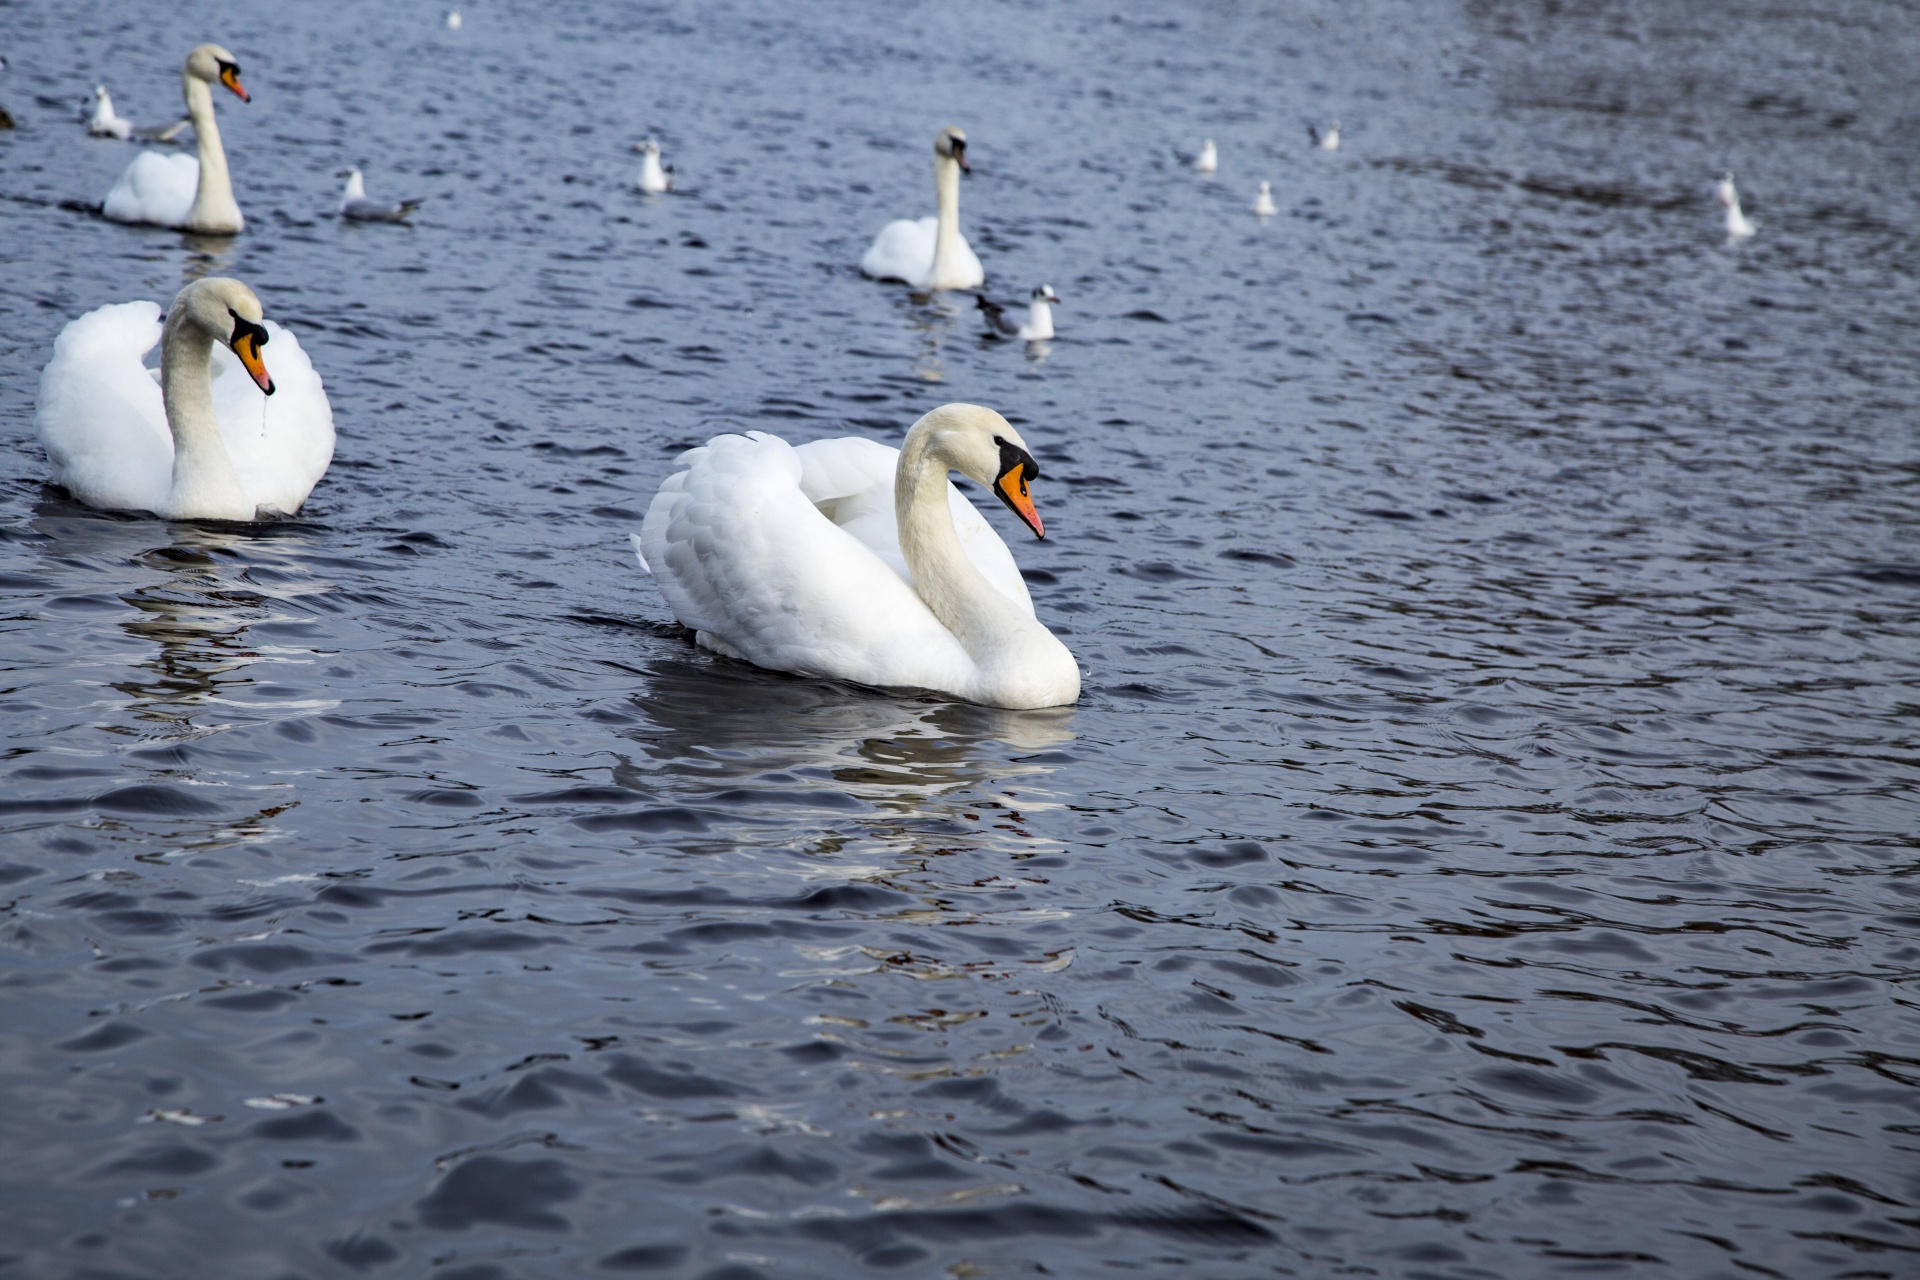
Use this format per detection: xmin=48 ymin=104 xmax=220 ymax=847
xmin=87 ymin=86 xmax=191 ymax=143
xmin=1251 ymin=181 xmax=1276 ymax=216
xmin=633 ymin=139 xmax=673 ymax=194
xmin=337 ymin=168 xmax=423 ymax=221
xmin=635 ymin=403 xmax=1078 ymax=709
xmin=1309 ymin=120 xmax=1340 ymax=152
xmin=1716 ymin=173 xmax=1756 ymax=239
xmin=101 ymin=44 xmax=250 ymax=233
xmin=861 ymin=127 xmax=984 ymax=291
xmin=35 ymin=278 xmax=334 ymax=521
xmin=977 ymin=285 xmax=1060 ymax=341
xmin=446 ymin=9 xmax=462 ymax=29
xmin=1193 ymin=139 xmax=1218 ymax=173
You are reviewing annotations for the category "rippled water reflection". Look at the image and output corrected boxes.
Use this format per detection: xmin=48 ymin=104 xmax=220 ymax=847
xmin=4 ymin=0 xmax=1918 ymax=1276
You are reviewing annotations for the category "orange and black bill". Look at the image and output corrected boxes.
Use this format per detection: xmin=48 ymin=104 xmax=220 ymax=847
xmin=217 ymin=60 xmax=250 ymax=102
xmin=992 ymin=437 xmax=1044 ymax=539
xmin=228 ymin=311 xmax=275 ymax=395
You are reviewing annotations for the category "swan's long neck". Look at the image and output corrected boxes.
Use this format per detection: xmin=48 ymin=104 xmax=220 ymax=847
xmin=929 ymin=154 xmax=964 ymax=282
xmin=160 ymin=311 xmax=253 ymax=520
xmin=895 ymin=434 xmax=1023 ymax=655
xmin=183 ymin=76 xmax=243 ymax=234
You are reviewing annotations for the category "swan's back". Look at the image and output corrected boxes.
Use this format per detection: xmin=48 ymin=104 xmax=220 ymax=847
xmin=103 ymin=151 xmax=198 ymax=229
xmin=861 ymin=217 xmax=938 ymax=284
xmin=37 ymin=301 xmax=173 ymax=512
xmin=208 ymin=321 xmax=336 ymax=515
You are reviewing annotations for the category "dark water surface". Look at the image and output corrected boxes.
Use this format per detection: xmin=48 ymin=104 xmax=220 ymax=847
xmin=4 ymin=1 xmax=1919 ymax=1276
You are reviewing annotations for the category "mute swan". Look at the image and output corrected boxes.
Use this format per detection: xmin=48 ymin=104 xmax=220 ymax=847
xmin=1193 ymin=139 xmax=1218 ymax=173
xmin=338 ymin=168 xmax=423 ymax=221
xmin=101 ymin=44 xmax=250 ymax=234
xmin=36 ymin=278 xmax=334 ymax=521
xmin=1251 ymin=181 xmax=1276 ymax=217
xmin=978 ymin=285 xmax=1060 ymax=341
xmin=633 ymin=139 xmax=673 ymax=194
xmin=636 ymin=403 xmax=1079 ymax=709
xmin=1309 ymin=120 xmax=1340 ymax=152
xmin=1716 ymin=173 xmax=1756 ymax=239
xmin=861 ymin=128 xmax=984 ymax=291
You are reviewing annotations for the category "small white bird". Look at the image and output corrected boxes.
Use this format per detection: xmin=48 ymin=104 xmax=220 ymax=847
xmin=337 ymin=168 xmax=423 ymax=221
xmin=1716 ymin=173 xmax=1756 ymax=239
xmin=1193 ymin=139 xmax=1218 ymax=173
xmin=977 ymin=285 xmax=1061 ymax=342
xmin=446 ymin=9 xmax=462 ymax=29
xmin=634 ymin=138 xmax=673 ymax=194
xmin=1251 ymin=181 xmax=1276 ymax=217
xmin=1309 ymin=120 xmax=1340 ymax=152
xmin=86 ymin=85 xmax=189 ymax=143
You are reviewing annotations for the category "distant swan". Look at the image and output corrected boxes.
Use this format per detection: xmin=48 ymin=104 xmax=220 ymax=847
xmin=1716 ymin=173 xmax=1756 ymax=239
xmin=1193 ymin=139 xmax=1218 ymax=173
xmin=36 ymin=277 xmax=334 ymax=521
xmin=633 ymin=139 xmax=673 ymax=194
xmin=978 ymin=285 xmax=1060 ymax=341
xmin=861 ymin=127 xmax=984 ymax=291
xmin=1251 ymin=181 xmax=1276 ymax=216
xmin=338 ymin=168 xmax=423 ymax=221
xmin=101 ymin=44 xmax=250 ymax=233
xmin=1309 ymin=120 xmax=1340 ymax=152
xmin=636 ymin=403 xmax=1078 ymax=709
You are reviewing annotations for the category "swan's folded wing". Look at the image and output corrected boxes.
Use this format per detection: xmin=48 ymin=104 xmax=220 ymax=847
xmin=641 ymin=432 xmax=974 ymax=691
xmin=860 ymin=216 xmax=937 ymax=284
xmin=211 ymin=320 xmax=336 ymax=516
xmin=102 ymin=151 xmax=198 ymax=228
xmin=34 ymin=301 xmax=173 ymax=513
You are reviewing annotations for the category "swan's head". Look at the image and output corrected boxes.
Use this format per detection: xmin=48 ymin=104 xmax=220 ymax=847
xmin=185 ymin=44 xmax=249 ymax=102
xmin=172 ymin=278 xmax=275 ymax=396
xmin=919 ymin=403 xmax=1046 ymax=539
xmin=1031 ymin=284 xmax=1060 ymax=304
xmin=935 ymin=127 xmax=970 ymax=173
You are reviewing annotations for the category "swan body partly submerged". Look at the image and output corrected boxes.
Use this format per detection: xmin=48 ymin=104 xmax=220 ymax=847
xmin=338 ymin=168 xmax=423 ymax=221
xmin=1251 ymin=181 xmax=1276 ymax=216
xmin=102 ymin=44 xmax=250 ymax=233
xmin=861 ymin=127 xmax=984 ymax=291
xmin=637 ymin=403 xmax=1079 ymax=709
xmin=1716 ymin=173 xmax=1756 ymax=239
xmin=978 ymin=285 xmax=1060 ymax=341
xmin=36 ymin=278 xmax=334 ymax=521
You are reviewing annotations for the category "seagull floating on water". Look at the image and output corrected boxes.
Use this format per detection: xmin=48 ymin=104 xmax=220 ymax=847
xmin=1193 ymin=139 xmax=1218 ymax=173
xmin=633 ymin=139 xmax=673 ymax=193
xmin=1716 ymin=173 xmax=1756 ymax=239
xmin=337 ymin=168 xmax=423 ymax=222
xmin=1251 ymin=181 xmax=1276 ymax=217
xmin=86 ymin=86 xmax=190 ymax=142
xmin=1309 ymin=119 xmax=1340 ymax=152
xmin=977 ymin=285 xmax=1061 ymax=342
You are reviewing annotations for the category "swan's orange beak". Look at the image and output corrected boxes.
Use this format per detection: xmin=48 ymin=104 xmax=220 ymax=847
xmin=994 ymin=459 xmax=1043 ymax=539
xmin=230 ymin=321 xmax=275 ymax=395
xmin=218 ymin=62 xmax=250 ymax=102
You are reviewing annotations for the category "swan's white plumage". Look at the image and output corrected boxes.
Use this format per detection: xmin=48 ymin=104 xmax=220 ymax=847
xmin=862 ymin=216 xmax=982 ymax=288
xmin=103 ymin=151 xmax=200 ymax=228
xmin=639 ymin=423 xmax=1072 ymax=707
xmin=37 ymin=300 xmax=334 ymax=518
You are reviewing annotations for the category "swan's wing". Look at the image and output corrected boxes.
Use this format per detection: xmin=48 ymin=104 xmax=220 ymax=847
xmin=791 ymin=436 xmax=1035 ymax=615
xmin=102 ymin=151 xmax=197 ymax=228
xmin=35 ymin=301 xmax=172 ymax=512
xmin=860 ymin=216 xmax=936 ymax=283
xmin=211 ymin=320 xmax=335 ymax=516
xmin=641 ymin=432 xmax=976 ymax=692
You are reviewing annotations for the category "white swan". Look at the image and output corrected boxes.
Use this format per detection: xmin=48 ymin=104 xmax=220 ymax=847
xmin=861 ymin=128 xmax=984 ymax=291
xmin=338 ymin=168 xmax=423 ymax=221
xmin=36 ymin=278 xmax=334 ymax=521
xmin=978 ymin=285 xmax=1060 ymax=341
xmin=87 ymin=85 xmax=190 ymax=143
xmin=633 ymin=139 xmax=673 ymax=194
xmin=101 ymin=45 xmax=250 ymax=234
xmin=1251 ymin=181 xmax=1276 ymax=217
xmin=1716 ymin=173 xmax=1756 ymax=239
xmin=1193 ymin=139 xmax=1218 ymax=173
xmin=1310 ymin=120 xmax=1340 ymax=152
xmin=636 ymin=403 xmax=1079 ymax=709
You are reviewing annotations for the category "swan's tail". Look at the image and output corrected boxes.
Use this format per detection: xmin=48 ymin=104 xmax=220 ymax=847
xmin=629 ymin=533 xmax=651 ymax=575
